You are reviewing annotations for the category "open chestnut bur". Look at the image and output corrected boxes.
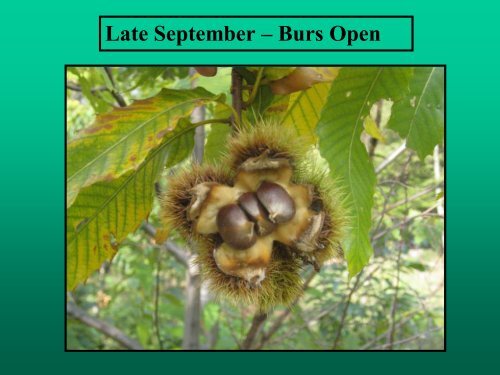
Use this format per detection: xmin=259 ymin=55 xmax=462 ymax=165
xmin=161 ymin=122 xmax=346 ymax=311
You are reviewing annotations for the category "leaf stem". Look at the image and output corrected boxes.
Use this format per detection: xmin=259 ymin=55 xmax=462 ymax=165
xmin=242 ymin=67 xmax=265 ymax=108
xmin=230 ymin=68 xmax=243 ymax=130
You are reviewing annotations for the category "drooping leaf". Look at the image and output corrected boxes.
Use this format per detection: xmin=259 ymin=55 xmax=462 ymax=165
xmin=66 ymin=120 xmax=202 ymax=290
xmin=363 ymin=115 xmax=386 ymax=142
xmin=316 ymin=67 xmax=413 ymax=277
xmin=388 ymin=67 xmax=444 ymax=160
xmin=67 ymin=88 xmax=222 ymax=207
xmin=281 ymin=68 xmax=340 ymax=144
xmin=281 ymin=85 xmax=327 ymax=144
xmin=270 ymin=67 xmax=334 ymax=95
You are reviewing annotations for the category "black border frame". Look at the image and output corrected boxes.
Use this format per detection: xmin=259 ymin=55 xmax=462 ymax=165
xmin=98 ymin=16 xmax=414 ymax=52
xmin=65 ymin=64 xmax=446 ymax=352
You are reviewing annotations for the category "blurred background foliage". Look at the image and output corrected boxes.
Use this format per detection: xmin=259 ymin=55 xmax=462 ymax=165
xmin=66 ymin=67 xmax=444 ymax=350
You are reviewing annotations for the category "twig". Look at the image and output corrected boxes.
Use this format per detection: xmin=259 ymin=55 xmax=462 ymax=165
xmin=372 ymin=327 xmax=443 ymax=350
xmin=242 ymin=313 xmax=268 ymax=350
xmin=104 ymin=67 xmax=127 ymax=107
xmin=263 ymin=264 xmax=381 ymax=348
xmin=332 ymin=273 xmax=362 ymax=349
xmin=141 ymin=222 xmax=189 ymax=267
xmin=386 ymin=241 xmax=403 ymax=349
xmin=433 ymin=145 xmax=445 ymax=253
xmin=67 ymin=302 xmax=143 ymax=350
xmin=242 ymin=67 xmax=264 ymax=107
xmin=386 ymin=155 xmax=410 ymax=350
xmin=372 ymin=203 xmax=439 ymax=241
xmin=255 ymin=271 xmax=317 ymax=349
xmin=375 ymin=141 xmax=406 ymax=174
xmin=372 ymin=180 xmax=399 ymax=237
xmin=381 ymin=184 xmax=442 ymax=214
xmin=263 ymin=264 xmax=378 ymax=347
xmin=153 ymin=249 xmax=164 ymax=349
xmin=66 ymin=82 xmax=108 ymax=93
xmin=360 ymin=279 xmax=444 ymax=349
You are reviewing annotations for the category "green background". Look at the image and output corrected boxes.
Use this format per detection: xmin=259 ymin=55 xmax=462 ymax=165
xmin=1 ymin=0 xmax=497 ymax=371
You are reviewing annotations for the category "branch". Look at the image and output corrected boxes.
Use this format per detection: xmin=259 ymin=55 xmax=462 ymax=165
xmin=381 ymin=184 xmax=442 ymax=214
xmin=182 ymin=81 xmax=205 ymax=349
xmin=372 ymin=327 xmax=443 ymax=350
xmin=182 ymin=256 xmax=202 ymax=349
xmin=241 ymin=313 xmax=268 ymax=350
xmin=141 ymin=222 xmax=189 ymax=267
xmin=433 ymin=145 xmax=444 ymax=253
xmin=153 ymin=249 xmax=164 ymax=349
xmin=192 ymin=108 xmax=206 ymax=164
xmin=230 ymin=68 xmax=243 ymax=129
xmin=375 ymin=141 xmax=406 ymax=174
xmin=385 ymin=157 xmax=411 ymax=350
xmin=255 ymin=271 xmax=317 ymax=349
xmin=104 ymin=67 xmax=127 ymax=108
xmin=242 ymin=67 xmax=264 ymax=107
xmin=372 ymin=203 xmax=440 ymax=241
xmin=332 ymin=273 xmax=362 ymax=349
xmin=386 ymin=241 xmax=403 ymax=349
xmin=261 ymin=264 xmax=381 ymax=348
xmin=360 ymin=279 xmax=444 ymax=349
xmin=66 ymin=82 xmax=109 ymax=93
xmin=67 ymin=302 xmax=143 ymax=350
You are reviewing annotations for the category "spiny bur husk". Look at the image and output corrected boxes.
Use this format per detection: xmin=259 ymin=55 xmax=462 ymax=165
xmin=292 ymin=157 xmax=348 ymax=265
xmin=160 ymin=164 xmax=232 ymax=242
xmin=226 ymin=120 xmax=308 ymax=170
xmin=226 ymin=122 xmax=346 ymax=266
xmin=160 ymin=120 xmax=347 ymax=312
xmin=195 ymin=237 xmax=303 ymax=312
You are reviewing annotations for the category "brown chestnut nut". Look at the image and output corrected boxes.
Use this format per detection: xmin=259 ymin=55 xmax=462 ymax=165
xmin=194 ymin=67 xmax=217 ymax=77
xmin=216 ymin=204 xmax=257 ymax=250
xmin=256 ymin=181 xmax=296 ymax=224
xmin=238 ymin=192 xmax=276 ymax=236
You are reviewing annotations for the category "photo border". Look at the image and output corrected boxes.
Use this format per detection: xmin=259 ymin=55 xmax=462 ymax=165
xmin=65 ymin=64 xmax=446 ymax=352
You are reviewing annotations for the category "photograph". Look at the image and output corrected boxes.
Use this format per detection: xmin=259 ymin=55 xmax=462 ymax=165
xmin=65 ymin=66 xmax=445 ymax=351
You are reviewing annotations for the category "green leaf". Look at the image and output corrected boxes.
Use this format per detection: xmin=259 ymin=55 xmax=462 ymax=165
xmin=204 ymin=124 xmax=231 ymax=163
xmin=388 ymin=67 xmax=444 ymax=159
xmin=197 ymin=67 xmax=232 ymax=96
xmin=70 ymin=68 xmax=112 ymax=114
xmin=124 ymin=67 xmax=167 ymax=91
xmin=204 ymin=104 xmax=232 ymax=163
xmin=163 ymin=117 xmax=195 ymax=166
xmin=316 ymin=67 xmax=413 ymax=277
xmin=67 ymin=88 xmax=221 ymax=207
xmin=66 ymin=120 xmax=199 ymax=290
